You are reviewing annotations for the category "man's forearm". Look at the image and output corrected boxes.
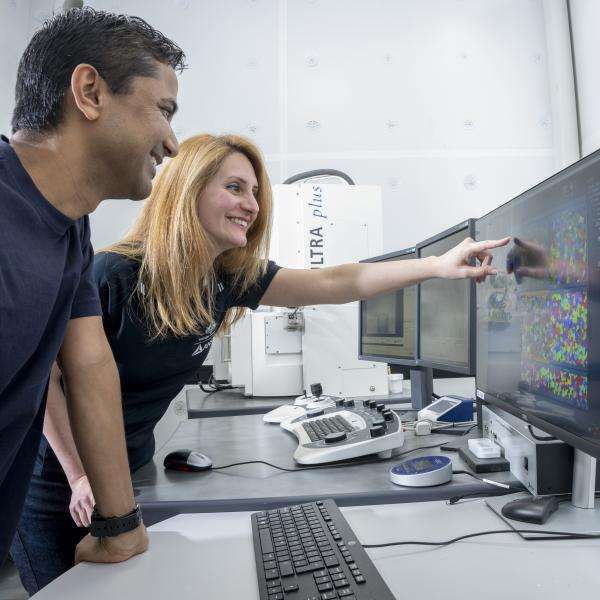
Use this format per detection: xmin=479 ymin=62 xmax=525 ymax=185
xmin=58 ymin=317 xmax=135 ymax=518
xmin=61 ymin=356 xmax=134 ymax=516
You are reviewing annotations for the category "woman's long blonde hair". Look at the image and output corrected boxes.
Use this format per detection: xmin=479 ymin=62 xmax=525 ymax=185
xmin=105 ymin=134 xmax=273 ymax=338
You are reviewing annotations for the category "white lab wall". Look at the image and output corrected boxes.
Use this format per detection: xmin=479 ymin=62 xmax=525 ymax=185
xmin=570 ymin=0 xmax=600 ymax=156
xmin=0 ymin=1 xmax=32 ymax=134
xmin=0 ymin=0 xmax=584 ymax=252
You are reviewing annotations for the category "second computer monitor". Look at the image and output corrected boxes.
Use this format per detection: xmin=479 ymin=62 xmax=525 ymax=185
xmin=416 ymin=219 xmax=476 ymax=375
xmin=359 ymin=247 xmax=417 ymax=365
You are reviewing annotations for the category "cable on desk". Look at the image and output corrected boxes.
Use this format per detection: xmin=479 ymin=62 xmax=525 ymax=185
xmin=527 ymin=424 xmax=556 ymax=441
xmin=402 ymin=421 xmax=476 ymax=435
xmin=448 ymin=470 xmax=523 ymax=500
xmin=211 ymin=458 xmax=392 ymax=472
xmin=198 ymin=373 xmax=242 ymax=394
xmin=446 ymin=487 xmax=522 ymax=505
xmin=361 ymin=528 xmax=600 ymax=549
xmin=209 ymin=438 xmax=475 ymax=473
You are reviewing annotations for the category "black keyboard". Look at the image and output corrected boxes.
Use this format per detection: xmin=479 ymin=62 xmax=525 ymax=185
xmin=251 ymin=499 xmax=396 ymax=600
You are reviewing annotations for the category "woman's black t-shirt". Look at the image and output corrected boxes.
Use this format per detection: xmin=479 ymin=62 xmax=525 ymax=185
xmin=38 ymin=251 xmax=281 ymax=476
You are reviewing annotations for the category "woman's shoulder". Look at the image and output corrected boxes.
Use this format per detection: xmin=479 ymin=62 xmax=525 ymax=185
xmin=94 ymin=251 xmax=140 ymax=289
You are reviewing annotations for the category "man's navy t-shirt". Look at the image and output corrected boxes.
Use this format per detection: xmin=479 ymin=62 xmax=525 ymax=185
xmin=0 ymin=138 xmax=101 ymax=564
xmin=36 ymin=251 xmax=281 ymax=474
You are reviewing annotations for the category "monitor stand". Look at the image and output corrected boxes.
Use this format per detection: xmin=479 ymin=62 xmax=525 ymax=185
xmin=409 ymin=366 xmax=433 ymax=410
xmin=486 ymin=449 xmax=600 ymax=536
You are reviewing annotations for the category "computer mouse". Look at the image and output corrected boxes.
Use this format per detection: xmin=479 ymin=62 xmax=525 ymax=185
xmin=501 ymin=495 xmax=559 ymax=524
xmin=163 ymin=450 xmax=213 ymax=472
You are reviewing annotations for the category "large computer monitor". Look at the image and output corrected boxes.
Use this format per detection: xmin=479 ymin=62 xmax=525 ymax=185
xmin=416 ymin=219 xmax=476 ymax=376
xmin=476 ymin=148 xmax=600 ymax=513
xmin=359 ymin=247 xmax=417 ymax=366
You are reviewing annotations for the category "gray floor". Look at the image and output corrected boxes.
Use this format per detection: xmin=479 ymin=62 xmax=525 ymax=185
xmin=0 ymin=559 xmax=28 ymax=600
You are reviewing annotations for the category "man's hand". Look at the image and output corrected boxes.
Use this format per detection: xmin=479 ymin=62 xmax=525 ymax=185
xmin=69 ymin=475 xmax=95 ymax=528
xmin=436 ymin=236 xmax=511 ymax=283
xmin=74 ymin=525 xmax=149 ymax=564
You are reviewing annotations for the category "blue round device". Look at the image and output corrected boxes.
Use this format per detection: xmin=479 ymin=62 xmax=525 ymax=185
xmin=390 ymin=455 xmax=452 ymax=487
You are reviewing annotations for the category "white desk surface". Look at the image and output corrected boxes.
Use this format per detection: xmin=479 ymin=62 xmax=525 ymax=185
xmin=34 ymin=496 xmax=600 ymax=599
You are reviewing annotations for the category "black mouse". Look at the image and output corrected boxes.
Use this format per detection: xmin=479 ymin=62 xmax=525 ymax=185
xmin=163 ymin=449 xmax=213 ymax=472
xmin=501 ymin=495 xmax=559 ymax=524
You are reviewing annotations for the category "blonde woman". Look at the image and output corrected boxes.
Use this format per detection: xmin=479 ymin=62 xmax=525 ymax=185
xmin=12 ymin=134 xmax=508 ymax=593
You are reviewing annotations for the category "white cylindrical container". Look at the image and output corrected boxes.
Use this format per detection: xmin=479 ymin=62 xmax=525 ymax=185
xmin=388 ymin=373 xmax=404 ymax=394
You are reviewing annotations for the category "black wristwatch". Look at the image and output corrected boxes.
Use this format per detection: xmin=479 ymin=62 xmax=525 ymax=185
xmin=89 ymin=504 xmax=143 ymax=538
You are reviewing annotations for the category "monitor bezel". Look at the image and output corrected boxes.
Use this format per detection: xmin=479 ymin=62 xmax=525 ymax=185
xmin=358 ymin=246 xmax=418 ymax=366
xmin=416 ymin=219 xmax=476 ymax=375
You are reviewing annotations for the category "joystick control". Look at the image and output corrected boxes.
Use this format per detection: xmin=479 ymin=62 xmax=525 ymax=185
xmin=310 ymin=383 xmax=323 ymax=398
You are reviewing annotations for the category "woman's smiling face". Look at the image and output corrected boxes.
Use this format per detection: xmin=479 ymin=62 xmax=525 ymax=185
xmin=197 ymin=151 xmax=260 ymax=257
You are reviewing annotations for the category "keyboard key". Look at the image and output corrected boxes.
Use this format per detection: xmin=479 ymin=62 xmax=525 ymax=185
xmin=294 ymin=560 xmax=308 ymax=568
xmin=283 ymin=584 xmax=299 ymax=593
xmin=323 ymin=556 xmax=339 ymax=567
xmin=317 ymin=582 xmax=333 ymax=592
xmin=279 ymin=562 xmax=294 ymax=577
xmin=321 ymin=592 xmax=337 ymax=600
xmin=264 ymin=568 xmax=279 ymax=580
xmin=260 ymin=529 xmax=274 ymax=554
xmin=268 ymin=594 xmax=284 ymax=600
xmin=296 ymin=562 xmax=324 ymax=574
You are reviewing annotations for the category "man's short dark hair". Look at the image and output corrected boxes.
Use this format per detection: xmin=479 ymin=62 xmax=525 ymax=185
xmin=11 ymin=7 xmax=186 ymax=133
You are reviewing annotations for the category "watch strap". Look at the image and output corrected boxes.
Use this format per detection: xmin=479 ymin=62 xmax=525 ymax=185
xmin=89 ymin=504 xmax=143 ymax=538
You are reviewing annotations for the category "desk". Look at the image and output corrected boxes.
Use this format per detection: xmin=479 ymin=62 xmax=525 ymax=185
xmin=186 ymin=377 xmax=473 ymax=418
xmin=186 ymin=388 xmax=412 ymax=418
xmin=186 ymin=387 xmax=294 ymax=418
xmin=33 ymin=498 xmax=600 ymax=599
xmin=133 ymin=413 xmax=518 ymax=525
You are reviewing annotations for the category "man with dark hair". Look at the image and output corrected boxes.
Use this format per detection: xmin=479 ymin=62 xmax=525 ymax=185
xmin=0 ymin=7 xmax=186 ymax=571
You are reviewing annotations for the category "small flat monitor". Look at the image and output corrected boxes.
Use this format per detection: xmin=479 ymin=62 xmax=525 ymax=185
xmin=359 ymin=247 xmax=417 ymax=366
xmin=416 ymin=220 xmax=476 ymax=375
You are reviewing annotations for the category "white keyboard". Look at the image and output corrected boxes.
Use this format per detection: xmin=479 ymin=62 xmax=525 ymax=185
xmin=280 ymin=399 xmax=404 ymax=464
